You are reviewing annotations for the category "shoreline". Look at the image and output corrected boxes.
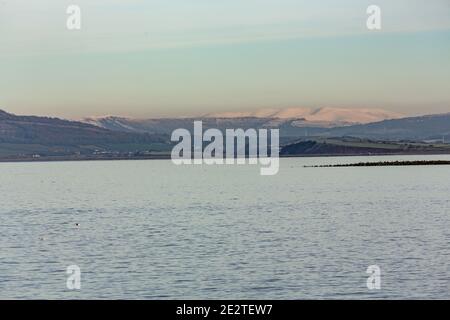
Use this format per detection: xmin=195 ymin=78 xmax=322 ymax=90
xmin=1 ymin=151 xmax=450 ymax=164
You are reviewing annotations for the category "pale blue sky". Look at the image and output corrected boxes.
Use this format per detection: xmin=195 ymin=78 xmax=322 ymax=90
xmin=0 ymin=0 xmax=449 ymax=118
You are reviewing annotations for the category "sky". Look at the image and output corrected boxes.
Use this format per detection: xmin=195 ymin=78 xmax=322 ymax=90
xmin=0 ymin=0 xmax=449 ymax=119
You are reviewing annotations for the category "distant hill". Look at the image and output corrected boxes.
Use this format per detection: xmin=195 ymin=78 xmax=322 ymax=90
xmin=83 ymin=116 xmax=273 ymax=135
xmin=204 ymin=107 xmax=402 ymax=126
xmin=2 ymin=108 xmax=450 ymax=160
xmin=81 ymin=116 xmax=330 ymax=147
xmin=325 ymin=113 xmax=450 ymax=141
xmin=280 ymin=137 xmax=450 ymax=156
xmin=82 ymin=111 xmax=450 ymax=142
xmin=0 ymin=110 xmax=169 ymax=158
xmin=83 ymin=107 xmax=401 ymax=134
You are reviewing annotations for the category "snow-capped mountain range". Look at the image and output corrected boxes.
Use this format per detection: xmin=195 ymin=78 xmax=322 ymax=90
xmin=82 ymin=107 xmax=403 ymax=134
xmin=204 ymin=107 xmax=402 ymax=124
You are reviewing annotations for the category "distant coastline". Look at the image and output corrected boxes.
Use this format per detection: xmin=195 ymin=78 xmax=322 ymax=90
xmin=2 ymin=109 xmax=450 ymax=163
xmin=1 ymin=151 xmax=450 ymax=164
xmin=0 ymin=154 xmax=171 ymax=163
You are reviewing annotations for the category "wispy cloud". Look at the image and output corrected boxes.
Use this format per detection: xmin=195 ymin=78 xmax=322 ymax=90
xmin=1 ymin=0 xmax=449 ymax=56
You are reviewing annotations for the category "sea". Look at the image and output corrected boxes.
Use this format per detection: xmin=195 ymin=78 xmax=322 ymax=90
xmin=1 ymin=155 xmax=449 ymax=299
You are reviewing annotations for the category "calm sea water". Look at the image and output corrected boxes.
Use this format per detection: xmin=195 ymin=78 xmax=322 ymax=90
xmin=1 ymin=155 xmax=449 ymax=299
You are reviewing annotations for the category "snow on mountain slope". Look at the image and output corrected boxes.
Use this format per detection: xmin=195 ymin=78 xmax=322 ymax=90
xmin=305 ymin=107 xmax=402 ymax=124
xmin=205 ymin=107 xmax=402 ymax=124
xmin=204 ymin=108 xmax=291 ymax=118
xmin=82 ymin=116 xmax=143 ymax=132
xmin=82 ymin=107 xmax=403 ymax=134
